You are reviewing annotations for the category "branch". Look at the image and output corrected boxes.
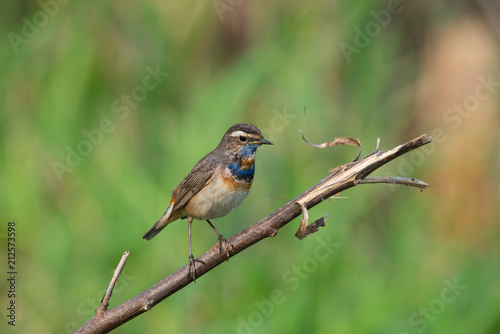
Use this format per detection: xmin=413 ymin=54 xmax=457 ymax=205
xmin=96 ymin=252 xmax=130 ymax=317
xmin=74 ymin=134 xmax=432 ymax=334
xmin=359 ymin=176 xmax=429 ymax=189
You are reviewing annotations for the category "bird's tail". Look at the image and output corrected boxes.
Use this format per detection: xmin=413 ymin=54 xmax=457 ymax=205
xmin=142 ymin=201 xmax=175 ymax=241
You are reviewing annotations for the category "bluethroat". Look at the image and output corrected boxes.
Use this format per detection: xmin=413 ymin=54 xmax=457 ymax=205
xmin=142 ymin=123 xmax=273 ymax=279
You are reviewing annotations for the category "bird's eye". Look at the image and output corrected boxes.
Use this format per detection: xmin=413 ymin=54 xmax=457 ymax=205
xmin=239 ymin=136 xmax=247 ymax=142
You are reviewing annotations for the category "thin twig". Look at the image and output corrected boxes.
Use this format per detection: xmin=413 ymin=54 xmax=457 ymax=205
xmin=359 ymin=176 xmax=429 ymax=189
xmin=96 ymin=251 xmax=130 ymax=317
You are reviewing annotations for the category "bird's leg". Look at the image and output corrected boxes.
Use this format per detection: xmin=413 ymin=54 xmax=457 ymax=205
xmin=206 ymin=220 xmax=234 ymax=260
xmin=188 ymin=216 xmax=205 ymax=281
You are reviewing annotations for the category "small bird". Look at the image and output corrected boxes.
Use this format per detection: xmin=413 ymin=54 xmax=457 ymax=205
xmin=142 ymin=123 xmax=273 ymax=279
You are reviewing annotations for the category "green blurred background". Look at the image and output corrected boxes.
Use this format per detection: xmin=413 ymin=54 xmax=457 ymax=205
xmin=1 ymin=0 xmax=500 ymax=333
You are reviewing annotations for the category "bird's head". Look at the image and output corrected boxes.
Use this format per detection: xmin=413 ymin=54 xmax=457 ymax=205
xmin=218 ymin=123 xmax=273 ymax=157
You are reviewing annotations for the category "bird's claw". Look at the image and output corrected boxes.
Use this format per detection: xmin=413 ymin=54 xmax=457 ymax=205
xmin=188 ymin=254 xmax=206 ymax=281
xmin=217 ymin=236 xmax=235 ymax=260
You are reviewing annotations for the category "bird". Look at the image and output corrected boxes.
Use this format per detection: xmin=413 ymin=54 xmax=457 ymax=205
xmin=142 ymin=123 xmax=273 ymax=280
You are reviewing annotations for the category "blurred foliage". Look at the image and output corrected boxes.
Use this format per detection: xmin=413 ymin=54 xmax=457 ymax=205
xmin=1 ymin=0 xmax=500 ymax=333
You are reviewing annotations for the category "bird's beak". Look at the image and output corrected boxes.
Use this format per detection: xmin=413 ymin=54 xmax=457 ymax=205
xmin=258 ymin=138 xmax=274 ymax=145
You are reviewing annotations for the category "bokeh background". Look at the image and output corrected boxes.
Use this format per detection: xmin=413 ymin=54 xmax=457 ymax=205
xmin=1 ymin=0 xmax=500 ymax=333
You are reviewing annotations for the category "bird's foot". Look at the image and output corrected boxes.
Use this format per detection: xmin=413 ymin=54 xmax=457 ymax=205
xmin=188 ymin=254 xmax=206 ymax=282
xmin=217 ymin=235 xmax=235 ymax=261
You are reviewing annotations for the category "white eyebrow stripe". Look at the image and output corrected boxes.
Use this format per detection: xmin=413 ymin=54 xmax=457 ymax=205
xmin=230 ymin=130 xmax=249 ymax=137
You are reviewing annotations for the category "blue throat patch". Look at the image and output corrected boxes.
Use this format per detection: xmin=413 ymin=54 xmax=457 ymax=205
xmin=228 ymin=162 xmax=255 ymax=182
xmin=228 ymin=144 xmax=259 ymax=182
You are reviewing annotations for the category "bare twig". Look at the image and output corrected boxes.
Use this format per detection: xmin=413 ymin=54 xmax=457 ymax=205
xmin=74 ymin=134 xmax=432 ymax=334
xmin=96 ymin=252 xmax=130 ymax=317
xmin=359 ymin=176 xmax=429 ymax=189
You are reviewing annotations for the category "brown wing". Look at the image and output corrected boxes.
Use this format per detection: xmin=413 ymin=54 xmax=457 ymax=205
xmin=171 ymin=154 xmax=220 ymax=212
